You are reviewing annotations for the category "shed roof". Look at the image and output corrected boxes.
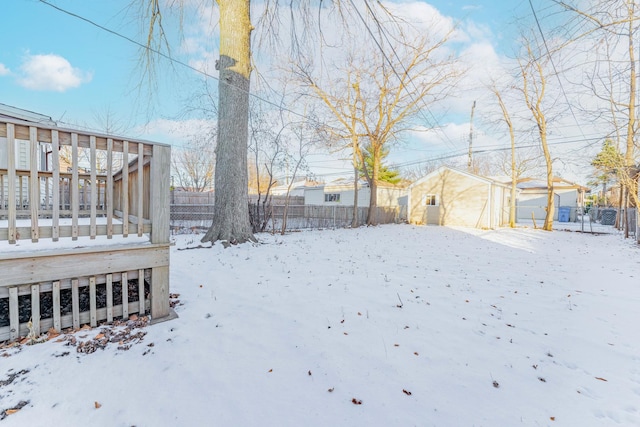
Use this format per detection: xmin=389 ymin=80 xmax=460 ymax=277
xmin=408 ymin=166 xmax=513 ymax=189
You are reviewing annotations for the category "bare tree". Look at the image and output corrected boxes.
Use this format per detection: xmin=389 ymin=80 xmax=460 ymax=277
xmin=556 ymin=0 xmax=639 ymax=236
xmin=516 ymin=34 xmax=558 ymax=231
xmin=171 ymin=134 xmax=216 ymax=192
xmin=248 ymin=100 xmax=285 ymax=232
xmin=279 ymin=111 xmax=320 ymax=234
xmin=298 ymin=30 xmax=460 ymax=225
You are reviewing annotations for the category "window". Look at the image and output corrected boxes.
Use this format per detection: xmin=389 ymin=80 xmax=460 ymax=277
xmin=325 ymin=193 xmax=340 ymax=202
xmin=423 ymin=194 xmax=437 ymax=206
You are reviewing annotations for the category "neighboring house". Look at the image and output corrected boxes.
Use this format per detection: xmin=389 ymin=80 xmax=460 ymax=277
xmin=270 ymin=179 xmax=320 ymax=197
xmin=516 ymin=177 xmax=589 ymax=222
xmin=0 ymin=104 xmax=59 ymax=208
xmin=304 ymin=178 xmax=407 ymax=208
xmin=407 ymin=166 xmax=512 ymax=229
xmin=0 ymin=103 xmax=56 ymax=171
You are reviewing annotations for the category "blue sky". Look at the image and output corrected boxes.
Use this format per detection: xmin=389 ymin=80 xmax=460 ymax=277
xmin=3 ymin=1 xmax=584 ymax=181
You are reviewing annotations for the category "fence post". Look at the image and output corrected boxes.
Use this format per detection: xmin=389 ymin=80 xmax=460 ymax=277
xmin=333 ymin=205 xmax=336 ymax=228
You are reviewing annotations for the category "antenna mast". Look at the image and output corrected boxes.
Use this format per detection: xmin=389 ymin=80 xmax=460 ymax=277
xmin=468 ymin=100 xmax=476 ymax=171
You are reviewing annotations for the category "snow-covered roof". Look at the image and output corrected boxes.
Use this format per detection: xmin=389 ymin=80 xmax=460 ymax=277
xmin=0 ymin=103 xmax=56 ymax=125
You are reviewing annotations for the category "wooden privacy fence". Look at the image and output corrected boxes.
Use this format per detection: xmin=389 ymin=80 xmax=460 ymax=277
xmin=170 ymin=202 xmax=407 ymax=232
xmin=0 ymin=117 xmax=171 ymax=342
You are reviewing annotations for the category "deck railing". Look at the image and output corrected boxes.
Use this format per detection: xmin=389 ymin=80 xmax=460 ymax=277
xmin=0 ymin=119 xmax=169 ymax=242
xmin=0 ymin=117 xmax=171 ymax=341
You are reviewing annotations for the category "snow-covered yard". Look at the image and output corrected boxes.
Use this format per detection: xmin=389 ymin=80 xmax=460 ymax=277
xmin=1 ymin=224 xmax=639 ymax=426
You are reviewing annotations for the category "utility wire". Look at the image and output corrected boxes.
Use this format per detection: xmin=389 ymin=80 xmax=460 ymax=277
xmin=348 ymin=0 xmax=460 ymax=152
xmin=364 ymin=1 xmax=460 ymax=152
xmin=37 ymin=0 xmax=329 ymax=129
xmin=527 ymin=0 xmax=588 ymax=142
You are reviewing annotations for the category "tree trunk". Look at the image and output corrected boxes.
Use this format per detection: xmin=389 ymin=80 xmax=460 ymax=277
xmin=351 ymin=135 xmax=359 ymax=228
xmin=509 ymin=127 xmax=516 ymax=228
xmin=366 ymin=146 xmax=381 ymax=226
xmin=201 ymin=0 xmax=256 ymax=247
xmin=541 ymin=131 xmax=554 ymax=231
xmin=367 ymin=179 xmax=378 ymax=226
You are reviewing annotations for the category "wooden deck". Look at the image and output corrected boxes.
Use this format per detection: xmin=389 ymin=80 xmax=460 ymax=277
xmin=0 ymin=117 xmax=171 ymax=342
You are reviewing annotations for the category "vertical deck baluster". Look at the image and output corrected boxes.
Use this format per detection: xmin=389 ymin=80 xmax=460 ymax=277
xmin=71 ymin=134 xmax=79 ymax=240
xmin=51 ymin=130 xmax=60 ymax=241
xmin=122 ymin=141 xmax=129 ymax=237
xmin=106 ymin=138 xmax=114 ymax=238
xmin=30 ymin=284 xmax=40 ymax=336
xmin=121 ymin=271 xmax=129 ymax=319
xmin=29 ymin=127 xmax=39 ymax=242
xmin=71 ymin=278 xmax=80 ymax=329
xmin=9 ymin=287 xmax=19 ymax=340
xmin=90 ymin=136 xmax=97 ymax=238
xmin=137 ymin=143 xmax=144 ymax=236
xmin=7 ymin=123 xmax=16 ymax=243
xmin=19 ymin=176 xmax=23 ymax=214
xmin=106 ymin=273 xmax=113 ymax=322
xmin=52 ymin=281 xmax=61 ymax=332
xmin=138 ymin=269 xmax=145 ymax=314
xmin=89 ymin=276 xmax=97 ymax=327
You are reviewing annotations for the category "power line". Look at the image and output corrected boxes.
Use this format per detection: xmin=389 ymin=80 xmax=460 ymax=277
xmin=37 ymin=0 xmax=328 ymax=129
xmin=348 ymin=0 xmax=460 ymax=152
xmin=527 ymin=0 xmax=588 ymax=143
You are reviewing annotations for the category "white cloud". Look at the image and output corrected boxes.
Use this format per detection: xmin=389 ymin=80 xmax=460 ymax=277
xmin=17 ymin=53 xmax=92 ymax=92
xmin=0 ymin=63 xmax=9 ymax=76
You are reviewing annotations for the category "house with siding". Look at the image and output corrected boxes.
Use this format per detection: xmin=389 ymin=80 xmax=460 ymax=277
xmin=303 ymin=178 xmax=407 ymax=208
xmin=516 ymin=177 xmax=589 ymax=222
xmin=407 ymin=166 xmax=511 ymax=228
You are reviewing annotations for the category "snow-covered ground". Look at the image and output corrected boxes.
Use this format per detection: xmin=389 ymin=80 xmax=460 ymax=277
xmin=1 ymin=223 xmax=639 ymax=426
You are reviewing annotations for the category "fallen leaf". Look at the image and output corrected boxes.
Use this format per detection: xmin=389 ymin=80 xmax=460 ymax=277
xmin=550 ymin=416 xmax=555 ymax=421
xmin=394 ymin=344 xmax=399 ymax=347
xmin=343 ymin=332 xmax=348 ymax=335
xmin=5 ymin=409 xmax=20 ymax=415
xmin=94 ymin=333 xmax=105 ymax=340
xmin=129 ymin=314 xmax=138 ymax=321
xmin=268 ymin=369 xmax=273 ymax=373
xmin=328 ymin=388 xmax=334 ymax=392
xmin=492 ymin=381 xmax=500 ymax=388
xmin=94 ymin=401 xmax=102 ymax=409
xmin=402 ymin=389 xmax=412 ymax=396
xmin=414 ymin=352 xmax=419 ymax=356
xmin=340 ymin=319 xmax=345 ymax=324
xmin=357 ymin=312 xmax=362 ymax=316
xmin=308 ymin=370 xmax=312 ymax=376
xmin=351 ymin=398 xmax=362 ymax=405
xmin=595 ymin=377 xmax=608 ymax=382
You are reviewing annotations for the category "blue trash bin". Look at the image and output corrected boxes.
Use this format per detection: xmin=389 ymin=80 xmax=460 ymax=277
xmin=558 ymin=206 xmax=570 ymax=222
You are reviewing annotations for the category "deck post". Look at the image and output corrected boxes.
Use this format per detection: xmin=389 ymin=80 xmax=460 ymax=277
xmin=7 ymin=123 xmax=16 ymax=243
xmin=90 ymin=136 xmax=97 ymax=239
xmin=71 ymin=133 xmax=79 ymax=240
xmin=52 ymin=130 xmax=60 ymax=241
xmin=106 ymin=138 xmax=114 ymax=239
xmin=150 ymin=144 xmax=171 ymax=320
xmin=29 ymin=126 xmax=39 ymax=242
